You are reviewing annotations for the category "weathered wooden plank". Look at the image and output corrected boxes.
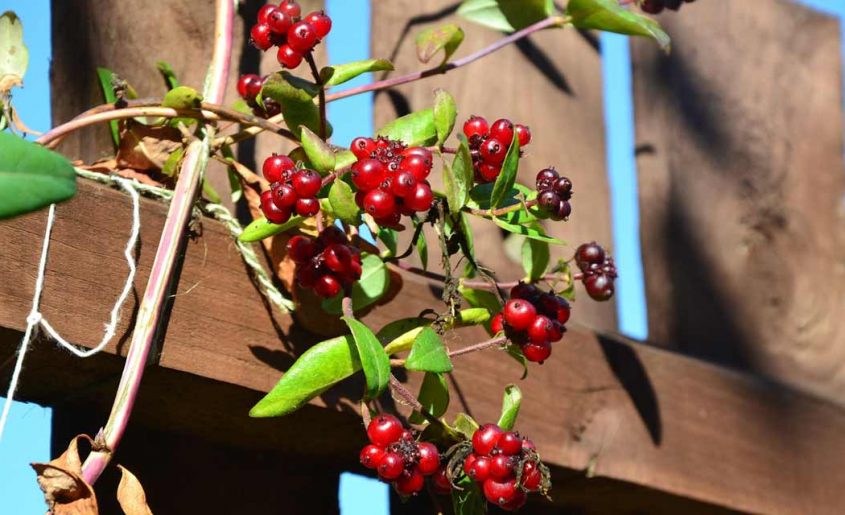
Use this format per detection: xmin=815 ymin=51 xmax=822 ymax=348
xmin=631 ymin=0 xmax=845 ymax=404
xmin=2 ymin=180 xmax=845 ymax=513
xmin=370 ymin=0 xmax=617 ymax=333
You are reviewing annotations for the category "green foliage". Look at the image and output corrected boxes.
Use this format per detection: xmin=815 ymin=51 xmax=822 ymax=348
xmin=444 ymin=135 xmax=473 ymax=213
xmin=156 ymin=61 xmax=180 ymax=89
xmin=342 ymin=317 xmax=391 ymax=400
xmin=490 ymin=131 xmax=520 ymax=208
xmin=377 ymin=227 xmax=398 ymax=257
xmin=322 ymin=254 xmax=390 ymax=314
xmin=416 ymin=24 xmax=465 ymax=65
xmin=95 ymin=68 xmax=121 ymax=147
xmin=409 ymin=372 xmax=450 ymax=424
xmin=376 ymin=108 xmax=437 ymax=146
xmin=452 ymin=477 xmax=486 ymax=515
xmin=320 ymin=59 xmax=394 ymax=87
xmin=458 ymin=0 xmax=554 ymax=32
xmin=162 ymin=86 xmax=202 ymax=109
xmin=566 ymin=0 xmax=670 ymax=50
xmin=262 ymin=72 xmax=331 ymax=139
xmin=327 ymin=179 xmax=359 ymax=224
xmin=238 ymin=215 xmax=305 ymax=242
xmin=300 ymin=126 xmax=336 ymax=174
xmin=459 ymin=285 xmax=501 ymax=333
xmin=522 ymin=237 xmax=550 ymax=281
xmin=405 ymin=327 xmax=453 ymax=373
xmin=494 ymin=216 xmax=564 ymax=244
xmin=453 ymin=412 xmax=480 ymax=439
xmin=0 ymin=132 xmax=76 ymax=219
xmin=415 ymin=225 xmax=429 ymax=270
xmin=496 ymin=384 xmax=522 ymax=430
xmin=433 ymin=88 xmax=457 ymax=146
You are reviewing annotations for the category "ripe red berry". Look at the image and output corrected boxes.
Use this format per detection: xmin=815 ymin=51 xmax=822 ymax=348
xmin=554 ymin=200 xmax=572 ymax=221
xmin=472 ymin=424 xmax=504 ymax=456
xmin=250 ymin=23 xmax=274 ymax=51
xmin=483 ymin=478 xmax=519 ymax=507
xmin=523 ymin=340 xmax=552 ymax=363
xmin=463 ymin=116 xmax=489 ymax=139
xmin=279 ymin=0 xmax=301 ymax=18
xmin=319 ymin=226 xmax=348 ymax=245
xmin=399 ymin=153 xmax=432 ymax=181
xmin=395 ymin=468 xmax=425 ymax=496
xmin=535 ymin=167 xmax=559 ymax=191
xmin=538 ymin=191 xmax=562 ymax=212
xmin=295 ymin=263 xmax=319 ymax=288
xmin=351 ymin=159 xmax=385 ymax=191
xmin=480 ymin=138 xmax=507 ymax=165
xmin=405 ymin=183 xmax=433 ymax=212
xmin=477 ymin=163 xmax=500 ymax=183
xmin=575 ymin=242 xmax=606 ymax=269
xmin=272 ymin=184 xmax=297 ymax=209
xmin=489 ymin=119 xmax=515 ymax=144
xmin=554 ymin=176 xmax=573 ymax=197
xmin=304 ymin=11 xmax=332 ymax=39
xmin=542 ymin=295 xmax=570 ymax=325
xmin=431 ymin=466 xmax=451 ymax=495
xmin=287 ymin=21 xmax=318 ymax=52
xmin=237 ymin=74 xmax=262 ymax=101
xmin=416 ymin=442 xmax=440 ymax=475
xmin=378 ymin=453 xmax=405 ymax=480
xmin=500 ymin=489 xmax=528 ymax=512
xmin=350 ymin=137 xmax=377 ymax=160
xmin=401 ymin=146 xmax=433 ymax=162
xmin=391 ymin=170 xmax=417 ymax=198
xmin=360 ymin=444 xmax=386 ymax=469
xmin=277 ymin=44 xmax=303 ymax=69
xmin=465 ymin=455 xmax=491 ymax=482
xmin=323 ymin=243 xmax=352 ymax=274
xmin=295 ymin=197 xmax=320 ymax=217
xmin=515 ymin=124 xmax=531 ymax=146
xmin=641 ymin=0 xmax=665 ymax=14
xmin=314 ymin=274 xmax=341 ymax=298
xmin=364 ymin=189 xmax=396 ymax=219
xmin=521 ymin=461 xmax=542 ymax=491
xmin=367 ymin=414 xmax=404 ymax=446
xmin=257 ymin=4 xmax=278 ymax=24
xmin=292 ymin=169 xmax=322 ymax=197
xmin=584 ymin=274 xmax=615 ymax=302
xmin=261 ymin=191 xmax=292 ymax=224
xmin=263 ymin=154 xmax=295 ymax=183
xmin=503 ymin=300 xmax=537 ymax=332
xmin=496 ymin=432 xmax=523 ymax=456
xmin=490 ymin=313 xmax=505 ymax=334
xmin=490 ymin=454 xmax=515 ymax=481
xmin=267 ymin=9 xmax=292 ymax=35
xmin=527 ymin=315 xmax=554 ymax=344
xmin=522 ymin=438 xmax=536 ymax=452
xmin=286 ymin=235 xmax=317 ymax=263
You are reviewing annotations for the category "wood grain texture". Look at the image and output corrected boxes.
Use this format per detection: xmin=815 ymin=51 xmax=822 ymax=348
xmin=370 ymin=0 xmax=617 ymax=333
xmin=2 ymin=180 xmax=845 ymax=513
xmin=631 ymin=0 xmax=845 ymax=404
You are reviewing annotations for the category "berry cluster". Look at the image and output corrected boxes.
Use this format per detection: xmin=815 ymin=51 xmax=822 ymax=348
xmin=236 ymin=74 xmax=281 ymax=118
xmin=250 ymin=1 xmax=332 ymax=70
xmin=490 ymin=283 xmax=570 ymax=364
xmin=359 ymin=415 xmax=442 ymax=496
xmin=640 ymin=0 xmax=696 ymax=14
xmin=535 ymin=168 xmax=573 ymax=221
xmin=349 ymin=137 xmax=435 ymax=227
xmin=286 ymin=227 xmax=362 ymax=298
xmin=462 ymin=116 xmax=531 ymax=183
xmin=463 ymin=424 xmax=544 ymax=511
xmin=575 ymin=242 xmax=617 ymax=302
xmin=259 ymin=154 xmax=322 ymax=224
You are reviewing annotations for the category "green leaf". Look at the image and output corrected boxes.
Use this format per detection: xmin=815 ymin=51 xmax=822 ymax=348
xmin=496 ymin=384 xmax=522 ymax=430
xmin=162 ymin=85 xmax=202 ymax=109
xmin=493 ymin=216 xmax=564 ymax=244
xmin=457 ymin=0 xmax=513 ymax=32
xmin=459 ymin=212 xmax=476 ymax=275
xmin=334 ymin=149 xmax=358 ymax=171
xmin=452 ymin=477 xmax=486 ymax=515
xmin=444 ymin=135 xmax=472 ymax=213
xmin=458 ymin=0 xmax=554 ymax=32
xmin=567 ymin=0 xmax=670 ymax=51
xmin=455 ymin=307 xmax=492 ymax=326
xmin=250 ymin=336 xmax=360 ymax=417
xmin=505 ymin=344 xmax=529 ymax=379
xmin=405 ymin=327 xmax=453 ymax=373
xmin=379 ymin=318 xmax=430 ymax=348
xmin=322 ymin=254 xmax=389 ymax=314
xmin=262 ymin=72 xmax=330 ymax=139
xmin=0 ymin=11 xmax=28 ymax=95
xmin=320 ymin=58 xmax=394 ymax=87
xmin=95 ymin=68 xmax=120 ymax=147
xmin=202 ymin=177 xmax=221 ymax=203
xmin=327 ymin=179 xmax=359 ymax=224
xmin=156 ymin=60 xmax=180 ymax=90
xmin=433 ymin=89 xmax=457 ymax=146
xmin=522 ymin=237 xmax=550 ymax=281
xmin=459 ymin=286 xmax=501 ymax=333
xmin=0 ymin=132 xmax=76 ymax=219
xmin=415 ymin=225 xmax=429 ymax=270
xmin=300 ymin=126 xmax=336 ymax=174
xmin=409 ymin=372 xmax=450 ymax=424
xmin=239 ymin=215 xmax=305 ymax=242
xmin=376 ymin=109 xmax=437 ymax=147
xmin=453 ymin=413 xmax=480 ymax=440
xmin=342 ymin=317 xmax=391 ymax=400
xmin=416 ymin=24 xmax=465 ymax=65
xmin=378 ymin=227 xmax=398 ymax=257
xmin=490 ymin=131 xmax=520 ymax=208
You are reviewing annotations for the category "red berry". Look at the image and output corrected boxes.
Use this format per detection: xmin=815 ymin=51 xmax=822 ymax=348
xmin=250 ymin=23 xmax=274 ymax=51
xmin=575 ymin=242 xmax=605 ymax=270
xmin=401 ymin=146 xmax=433 ymax=162
xmin=391 ymin=170 xmax=417 ymax=198
xmin=267 ymin=9 xmax=292 ymax=35
xmin=472 ymin=424 xmax=504 ymax=456
xmin=305 ymin=11 xmax=332 ymax=39
xmin=522 ymin=438 xmax=536 ymax=452
xmin=535 ymin=168 xmax=559 ymax=191
xmin=542 ymin=295 xmax=570 ymax=325
xmin=584 ymin=274 xmax=615 ymax=302
xmin=527 ymin=315 xmax=554 ymax=344
xmin=500 ymin=489 xmax=527 ymax=512
xmin=477 ymin=163 xmax=500 ymax=183
xmin=641 ymin=0 xmax=665 ymax=14
xmin=489 ymin=118 xmax=515 ymax=144
xmin=292 ymin=169 xmax=322 ymax=197
xmin=431 ymin=466 xmax=451 ymax=495
xmin=237 ymin=74 xmax=262 ymax=101
xmin=350 ymin=137 xmax=377 ymax=160
xmin=538 ymin=191 xmax=562 ymax=212
xmin=287 ymin=21 xmax=318 ymax=52
xmin=405 ymin=183 xmax=433 ymax=212
xmin=490 ymin=313 xmax=505 ymax=334
xmin=364 ymin=189 xmax=396 ymax=219
xmin=324 ymin=243 xmax=352 ymax=274
xmin=272 ymin=183 xmax=297 ymax=209
xmin=257 ymin=4 xmax=278 ymax=24
xmin=416 ymin=442 xmax=440 ymax=475
xmin=480 ymin=138 xmax=507 ymax=165
xmin=261 ymin=192 xmax=292 ymax=224
xmin=295 ymin=263 xmax=319 ymax=288
xmin=399 ymin=153 xmax=432 ymax=181
xmin=554 ymin=200 xmax=572 ymax=221
xmin=503 ymin=299 xmax=537 ymax=332
xmin=547 ymin=321 xmax=564 ymax=343
xmin=463 ymin=115 xmax=489 ymax=139
xmin=367 ymin=414 xmax=404 ymax=446
xmin=378 ymin=452 xmax=405 ymax=480
xmin=394 ymin=469 xmax=425 ymax=496
xmin=286 ymin=235 xmax=317 ymax=263
xmin=490 ymin=454 xmax=515 ymax=481
xmin=295 ymin=197 xmax=320 ymax=217
xmin=263 ymin=154 xmax=295 ymax=183
xmin=277 ymin=44 xmax=303 ymax=69
xmin=483 ymin=478 xmax=519 ymax=507
xmin=465 ymin=455 xmax=491 ymax=482
xmin=314 ymin=274 xmax=341 ymax=298
xmin=521 ymin=461 xmax=542 ymax=491
xmin=496 ymin=432 xmax=522 ymax=456
xmin=510 ymin=283 xmax=539 ymax=301
xmin=279 ymin=0 xmax=301 ymax=18
xmin=515 ymin=124 xmax=531 ymax=146
xmin=523 ymin=340 xmax=552 ymax=363
xmin=351 ymin=159 xmax=385 ymax=191
xmin=319 ymin=226 xmax=348 ymax=245
xmin=360 ymin=444 xmax=386 ymax=469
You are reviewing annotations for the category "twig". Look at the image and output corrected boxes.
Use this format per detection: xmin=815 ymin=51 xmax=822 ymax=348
xmin=304 ymin=52 xmax=328 ymax=140
xmin=341 ymin=295 xmax=354 ymax=320
xmin=447 ymin=336 xmax=507 ymax=358
xmin=389 ymin=375 xmax=423 ymax=411
xmin=463 ymin=199 xmax=539 ymax=218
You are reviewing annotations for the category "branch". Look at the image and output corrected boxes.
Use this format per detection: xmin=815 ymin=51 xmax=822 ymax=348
xmin=463 ymin=199 xmax=538 ymax=218
xmin=389 ymin=375 xmax=423 ymax=411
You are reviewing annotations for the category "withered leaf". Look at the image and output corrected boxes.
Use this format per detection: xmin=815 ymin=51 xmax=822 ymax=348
xmin=116 ymin=465 xmax=153 ymax=515
xmin=31 ymin=435 xmax=98 ymax=514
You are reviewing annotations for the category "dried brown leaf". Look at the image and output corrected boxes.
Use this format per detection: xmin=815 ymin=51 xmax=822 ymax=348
xmin=116 ymin=121 xmax=182 ymax=171
xmin=31 ymin=435 xmax=98 ymax=514
xmin=116 ymin=466 xmax=153 ymax=515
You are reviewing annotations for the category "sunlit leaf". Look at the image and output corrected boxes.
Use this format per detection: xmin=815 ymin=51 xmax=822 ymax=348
xmin=322 ymin=254 xmax=390 ymax=314
xmin=416 ymin=24 xmax=465 ymax=65
xmin=239 ymin=215 xmax=306 ymax=242
xmin=343 ymin=317 xmax=391 ymax=400
xmin=321 ymin=58 xmax=394 ymax=87
xmin=567 ymin=0 xmax=670 ymax=50
xmin=376 ymin=109 xmax=437 ymax=146
xmin=409 ymin=372 xmax=450 ymax=424
xmin=405 ymin=327 xmax=453 ymax=373
xmin=496 ymin=384 xmax=522 ymax=430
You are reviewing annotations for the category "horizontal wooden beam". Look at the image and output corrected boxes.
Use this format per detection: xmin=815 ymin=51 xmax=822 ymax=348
xmin=2 ymin=180 xmax=845 ymax=513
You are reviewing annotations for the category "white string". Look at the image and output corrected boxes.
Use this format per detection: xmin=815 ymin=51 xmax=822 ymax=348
xmin=0 ymin=177 xmax=141 ymax=443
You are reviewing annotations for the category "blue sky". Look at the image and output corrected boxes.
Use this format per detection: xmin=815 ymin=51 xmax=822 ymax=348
xmin=2 ymin=0 xmax=843 ymax=513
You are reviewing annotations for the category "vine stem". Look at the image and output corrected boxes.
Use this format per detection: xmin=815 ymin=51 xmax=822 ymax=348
xmin=389 ymin=375 xmax=423 ymax=411
xmin=80 ymin=0 xmax=234 ymax=485
xmin=390 ymin=335 xmax=508 ymax=367
xmin=304 ymin=52 xmax=328 ymax=140
xmin=393 ymin=260 xmax=574 ymax=291
xmin=464 ymin=199 xmax=539 ymax=218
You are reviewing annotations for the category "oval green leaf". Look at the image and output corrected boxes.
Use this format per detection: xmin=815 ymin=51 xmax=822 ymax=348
xmin=567 ymin=0 xmax=670 ymax=51
xmin=493 ymin=216 xmax=564 ymax=245
xmin=405 ymin=327 xmax=453 ymax=373
xmin=238 ymin=214 xmax=305 ymax=242
xmin=322 ymin=253 xmax=389 ymax=314
xmin=96 ymin=67 xmax=121 ymax=147
xmin=342 ymin=317 xmax=391 ymax=400
xmin=300 ymin=126 xmax=336 ymax=174
xmin=262 ymin=72 xmax=328 ymax=139
xmin=162 ymin=85 xmax=202 ymax=109
xmin=433 ymin=89 xmax=457 ymax=146
xmin=376 ymin=109 xmax=437 ymax=147
xmin=457 ymin=0 xmax=514 ymax=32
xmin=444 ymin=135 xmax=472 ymax=213
xmin=320 ymin=58 xmax=394 ymax=87
xmin=416 ymin=24 xmax=465 ymax=65
xmin=522 ymin=237 xmax=550 ymax=281
xmin=496 ymin=384 xmax=522 ymax=430
xmin=0 ymin=132 xmax=76 ymax=219
xmin=490 ymin=131 xmax=520 ymax=208
xmin=328 ymin=179 xmax=359 ymax=224
xmin=409 ymin=372 xmax=450 ymax=424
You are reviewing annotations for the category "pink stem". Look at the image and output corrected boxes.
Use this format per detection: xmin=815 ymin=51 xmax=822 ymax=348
xmin=80 ymin=0 xmax=234 ymax=485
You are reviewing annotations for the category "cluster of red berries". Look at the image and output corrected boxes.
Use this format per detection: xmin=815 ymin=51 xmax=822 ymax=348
xmin=463 ymin=424 xmax=544 ymax=511
xmin=462 ymin=116 xmax=531 ymax=183
xmin=286 ymin=227 xmax=362 ymax=298
xmin=236 ymin=74 xmax=280 ymax=118
xmin=535 ymin=168 xmax=573 ymax=221
xmin=640 ymin=0 xmax=696 ymax=14
xmin=491 ymin=283 xmax=570 ymax=364
xmin=575 ymin=242 xmax=617 ymax=302
xmin=349 ymin=137 xmax=435 ymax=227
xmin=259 ymin=154 xmax=322 ymax=224
xmin=359 ymin=414 xmax=443 ymax=496
xmin=250 ymin=1 xmax=332 ymax=70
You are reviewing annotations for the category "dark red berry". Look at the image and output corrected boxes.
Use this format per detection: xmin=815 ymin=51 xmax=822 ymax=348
xmin=527 ymin=315 xmax=554 ymax=344
xmin=521 ymin=461 xmax=542 ymax=491
xmin=277 ymin=44 xmax=303 ymax=69
xmin=515 ymin=124 xmax=531 ymax=146
xmin=267 ymin=9 xmax=292 ymax=35
xmin=286 ymin=235 xmax=317 ymax=263
xmin=523 ymin=340 xmax=552 ymax=363
xmin=465 ymin=455 xmax=491 ymax=482
xmin=416 ymin=442 xmax=440 ymax=475
xmin=399 ymin=154 xmax=432 ymax=181
xmin=522 ymin=438 xmax=536 ymax=452
xmin=535 ymin=167 xmax=559 ymax=191
xmin=257 ymin=4 xmax=278 ymax=24
xmin=477 ymin=163 xmax=500 ymax=183
xmin=367 ymin=414 xmax=404 ymax=446
xmin=405 ymin=183 xmax=433 ymax=212
xmin=431 ymin=466 xmax=451 ymax=495
xmin=490 ymin=313 xmax=505 ymax=334
xmin=364 ymin=189 xmax=396 ymax=219
xmin=324 ymin=243 xmax=352 ymax=274
xmin=554 ymin=176 xmax=573 ymax=197
xmin=463 ymin=116 xmax=489 ymax=139
xmin=287 ymin=21 xmax=318 ymax=52
xmin=553 ymin=200 xmax=572 ymax=221
xmin=295 ymin=263 xmax=319 ymax=288
xmin=304 ymin=11 xmax=332 ymax=39
xmin=542 ymin=294 xmax=570 ymax=325
xmin=489 ymin=454 xmax=514 ymax=481
xmin=584 ymin=274 xmax=615 ymax=302
xmin=263 ymin=154 xmax=295 ymax=183
xmin=500 ymin=489 xmax=528 ymax=512
xmin=319 ymin=226 xmax=348 ymax=245
xmin=395 ymin=469 xmax=425 ymax=495
xmin=279 ymin=0 xmax=302 ymax=18
xmin=480 ymin=138 xmax=507 ymax=165
xmin=237 ymin=74 xmax=262 ymax=101
xmin=538 ymin=191 xmax=562 ymax=212
xmin=295 ymin=197 xmax=320 ymax=217
xmin=250 ymin=23 xmax=274 ymax=51
xmin=272 ymin=183 xmax=297 ymax=208
xmin=510 ymin=283 xmax=538 ymax=301
xmin=483 ymin=478 xmax=519 ymax=507
xmin=292 ymin=169 xmax=322 ymax=197
xmin=503 ymin=299 xmax=537 ymax=332
xmin=351 ymin=159 xmax=385 ymax=191
xmin=575 ymin=242 xmax=605 ymax=270
xmin=473 ymin=424 xmax=504 ymax=456
xmin=314 ymin=274 xmax=341 ymax=298
xmin=261 ymin=192 xmax=292 ymax=224
xmin=641 ymin=0 xmax=665 ymax=14
xmin=378 ymin=453 xmax=405 ymax=480
xmin=497 ymin=432 xmax=522 ymax=456
xmin=360 ymin=444 xmax=386 ymax=469
xmin=489 ymin=118 xmax=515 ymax=144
